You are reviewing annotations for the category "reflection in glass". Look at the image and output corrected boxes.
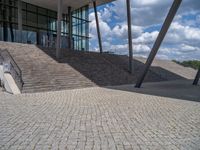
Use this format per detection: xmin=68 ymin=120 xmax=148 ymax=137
xmin=0 ymin=1 xmax=89 ymax=51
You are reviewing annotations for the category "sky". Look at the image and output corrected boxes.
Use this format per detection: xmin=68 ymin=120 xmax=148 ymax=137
xmin=89 ymin=0 xmax=200 ymax=61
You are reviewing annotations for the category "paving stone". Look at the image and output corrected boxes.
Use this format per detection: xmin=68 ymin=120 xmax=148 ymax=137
xmin=0 ymin=82 xmax=200 ymax=150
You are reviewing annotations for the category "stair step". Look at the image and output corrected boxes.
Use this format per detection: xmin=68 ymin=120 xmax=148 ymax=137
xmin=1 ymin=41 xmax=192 ymax=94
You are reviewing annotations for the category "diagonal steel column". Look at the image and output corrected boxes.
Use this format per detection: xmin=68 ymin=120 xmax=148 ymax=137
xmin=56 ymin=0 xmax=62 ymax=59
xmin=93 ymin=1 xmax=103 ymax=53
xmin=135 ymin=0 xmax=182 ymax=88
xmin=193 ymin=68 xmax=200 ymax=85
xmin=126 ymin=0 xmax=133 ymax=73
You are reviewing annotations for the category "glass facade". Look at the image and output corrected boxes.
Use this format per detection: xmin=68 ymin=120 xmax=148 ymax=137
xmin=72 ymin=6 xmax=89 ymax=51
xmin=0 ymin=0 xmax=18 ymax=42
xmin=0 ymin=0 xmax=89 ymax=51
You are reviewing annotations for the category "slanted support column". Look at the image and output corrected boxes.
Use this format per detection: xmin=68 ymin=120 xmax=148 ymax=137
xmin=126 ymin=0 xmax=133 ymax=73
xmin=18 ymin=0 xmax=22 ymax=43
xmin=193 ymin=68 xmax=200 ymax=85
xmin=135 ymin=0 xmax=182 ymax=88
xmin=56 ymin=0 xmax=62 ymax=59
xmin=68 ymin=6 xmax=73 ymax=50
xmin=93 ymin=1 xmax=103 ymax=53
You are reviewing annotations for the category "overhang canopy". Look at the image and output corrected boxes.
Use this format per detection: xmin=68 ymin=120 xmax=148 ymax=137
xmin=22 ymin=0 xmax=115 ymax=13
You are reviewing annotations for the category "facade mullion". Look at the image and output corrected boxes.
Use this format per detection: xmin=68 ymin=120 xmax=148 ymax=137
xmin=0 ymin=1 xmax=89 ymax=51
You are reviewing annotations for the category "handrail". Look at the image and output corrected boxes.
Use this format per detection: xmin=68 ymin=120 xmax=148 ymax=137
xmin=2 ymin=50 xmax=22 ymax=76
xmin=0 ymin=49 xmax=24 ymax=91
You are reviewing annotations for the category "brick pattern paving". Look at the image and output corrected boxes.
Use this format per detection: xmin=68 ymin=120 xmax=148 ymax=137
xmin=0 ymin=85 xmax=200 ymax=150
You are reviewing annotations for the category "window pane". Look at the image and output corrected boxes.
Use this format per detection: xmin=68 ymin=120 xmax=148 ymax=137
xmin=22 ymin=2 xmax=26 ymax=10
xmin=11 ymin=8 xmax=18 ymax=23
xmin=38 ymin=7 xmax=47 ymax=15
xmin=72 ymin=5 xmax=89 ymax=51
xmin=0 ymin=4 xmax=3 ymax=21
xmin=22 ymin=10 xmax=26 ymax=25
xmin=27 ymin=30 xmax=36 ymax=44
xmin=49 ymin=18 xmax=56 ymax=31
xmin=48 ymin=10 xmax=57 ymax=18
xmin=27 ymin=12 xmax=37 ymax=27
xmin=38 ymin=15 xmax=47 ymax=29
xmin=0 ymin=23 xmax=3 ymax=41
xmin=22 ymin=30 xmax=27 ymax=43
xmin=27 ymin=4 xmax=36 ymax=12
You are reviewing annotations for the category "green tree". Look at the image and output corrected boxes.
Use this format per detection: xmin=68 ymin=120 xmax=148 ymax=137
xmin=173 ymin=60 xmax=200 ymax=70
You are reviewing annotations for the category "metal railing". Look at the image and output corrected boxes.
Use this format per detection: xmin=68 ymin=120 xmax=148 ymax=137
xmin=0 ymin=49 xmax=24 ymax=91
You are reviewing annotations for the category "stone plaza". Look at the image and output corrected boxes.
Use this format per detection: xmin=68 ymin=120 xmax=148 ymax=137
xmin=0 ymin=80 xmax=200 ymax=150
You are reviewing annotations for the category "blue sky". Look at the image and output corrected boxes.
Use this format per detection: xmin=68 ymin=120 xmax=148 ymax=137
xmin=89 ymin=0 xmax=200 ymax=61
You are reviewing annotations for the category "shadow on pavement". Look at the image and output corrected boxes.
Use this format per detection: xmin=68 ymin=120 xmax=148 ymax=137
xmin=107 ymin=80 xmax=200 ymax=102
xmin=38 ymin=46 xmax=187 ymax=87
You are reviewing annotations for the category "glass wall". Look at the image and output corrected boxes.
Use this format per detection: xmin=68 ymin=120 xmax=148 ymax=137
xmin=0 ymin=0 xmax=89 ymax=51
xmin=20 ymin=1 xmax=67 ymax=47
xmin=72 ymin=6 xmax=89 ymax=51
xmin=0 ymin=0 xmax=18 ymax=42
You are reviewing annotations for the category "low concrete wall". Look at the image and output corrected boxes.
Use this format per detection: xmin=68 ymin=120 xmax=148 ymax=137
xmin=4 ymin=73 xmax=21 ymax=94
xmin=0 ymin=65 xmax=21 ymax=94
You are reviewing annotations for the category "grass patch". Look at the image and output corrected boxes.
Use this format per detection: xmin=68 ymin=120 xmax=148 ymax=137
xmin=173 ymin=60 xmax=200 ymax=70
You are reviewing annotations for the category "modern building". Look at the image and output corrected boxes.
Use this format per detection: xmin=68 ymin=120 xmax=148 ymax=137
xmin=0 ymin=0 xmax=199 ymax=89
xmin=0 ymin=0 xmax=113 ymax=52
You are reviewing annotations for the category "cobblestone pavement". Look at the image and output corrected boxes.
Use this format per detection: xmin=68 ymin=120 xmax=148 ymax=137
xmin=0 ymin=82 xmax=200 ymax=150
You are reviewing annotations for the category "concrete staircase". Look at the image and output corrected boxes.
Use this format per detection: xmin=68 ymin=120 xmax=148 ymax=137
xmin=0 ymin=42 xmax=96 ymax=93
xmin=102 ymin=54 xmax=198 ymax=81
xmin=101 ymin=54 xmax=167 ymax=82
xmin=0 ymin=41 xmax=196 ymax=93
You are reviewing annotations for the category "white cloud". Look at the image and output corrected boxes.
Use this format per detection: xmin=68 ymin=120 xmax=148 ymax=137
xmin=99 ymin=7 xmax=112 ymax=22
xmin=89 ymin=0 xmax=200 ymax=61
xmin=133 ymin=31 xmax=158 ymax=44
